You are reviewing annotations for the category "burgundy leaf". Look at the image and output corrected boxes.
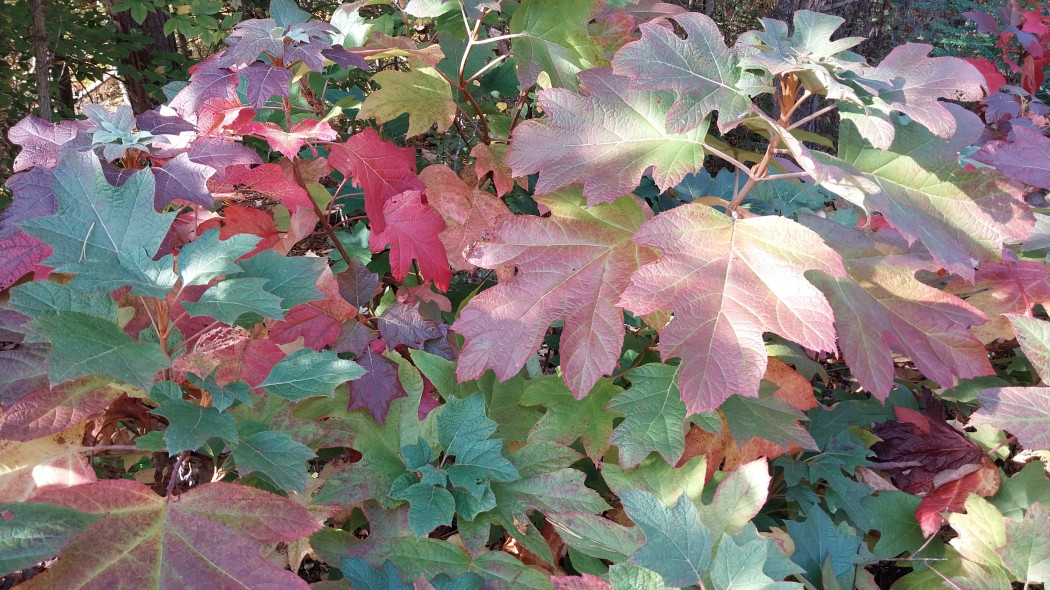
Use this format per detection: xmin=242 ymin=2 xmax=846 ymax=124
xmin=1 ymin=168 xmax=56 ymax=240
xmin=335 ymin=258 xmax=379 ymax=308
xmin=0 ymin=233 xmax=52 ymax=291
xmin=347 ymin=347 xmax=405 ymax=424
xmin=241 ymin=63 xmax=294 ymax=108
xmin=377 ymin=301 xmax=444 ymax=349
xmin=269 ymin=268 xmax=357 ymax=350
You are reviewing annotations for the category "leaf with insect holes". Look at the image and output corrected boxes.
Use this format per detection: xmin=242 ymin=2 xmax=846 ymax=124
xmin=801 ymin=215 xmax=993 ymax=399
xmin=813 ymin=106 xmax=1031 ymax=282
xmin=329 ymin=127 xmax=426 ymax=234
xmin=619 ymin=203 xmax=843 ymax=413
xmin=18 ymin=480 xmax=319 ymax=589
xmin=509 ymin=0 xmax=606 ymax=91
xmin=612 ymin=12 xmax=755 ymax=133
xmin=18 ymin=150 xmax=177 ymax=291
xmin=505 ymin=69 xmax=708 ymax=205
xmin=419 ymin=164 xmax=511 ymax=273
xmin=454 ymin=189 xmax=656 ymax=398
xmin=358 ymin=61 xmax=457 ymax=138
xmin=369 ymin=190 xmax=451 ymax=291
xmin=259 ymin=348 xmax=366 ymax=401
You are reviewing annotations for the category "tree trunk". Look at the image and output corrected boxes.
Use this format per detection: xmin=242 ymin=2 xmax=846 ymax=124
xmin=108 ymin=6 xmax=176 ymax=114
xmin=30 ymin=0 xmax=51 ymax=121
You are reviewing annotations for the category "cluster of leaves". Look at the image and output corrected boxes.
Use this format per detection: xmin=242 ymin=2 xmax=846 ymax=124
xmin=2 ymin=0 xmax=1050 ymax=588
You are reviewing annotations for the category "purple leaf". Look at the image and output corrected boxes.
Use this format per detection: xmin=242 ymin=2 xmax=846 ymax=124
xmin=136 ymin=111 xmax=196 ymax=136
xmin=217 ymin=19 xmax=285 ymax=69
xmin=335 ymin=259 xmax=379 ymax=307
xmin=8 ymin=116 xmax=80 ymax=172
xmin=321 ymin=46 xmax=368 ymax=70
xmin=347 ymin=347 xmax=405 ymax=424
xmin=241 ymin=63 xmax=294 ymax=108
xmin=0 ymin=343 xmax=50 ymax=407
xmin=378 ymin=302 xmax=444 ymax=349
xmin=975 ymin=125 xmax=1050 ymax=190
xmin=186 ymin=137 xmax=262 ymax=182
xmin=1 ymin=168 xmax=56 ymax=240
xmin=152 ymin=153 xmax=216 ymax=208
xmin=0 ymin=232 xmax=51 ymax=291
xmin=964 ymin=10 xmax=1000 ymax=34
xmin=168 ymin=57 xmax=241 ymax=116
xmin=283 ymin=40 xmax=328 ymax=72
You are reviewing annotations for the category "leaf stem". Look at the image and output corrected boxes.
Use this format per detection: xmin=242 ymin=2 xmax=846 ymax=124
xmin=788 ymin=103 xmax=837 ymax=130
xmin=166 ymin=451 xmax=190 ymax=497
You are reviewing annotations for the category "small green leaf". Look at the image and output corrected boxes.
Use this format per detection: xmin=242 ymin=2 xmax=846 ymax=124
xmin=176 ymin=228 xmax=259 ymax=286
xmin=608 ymin=364 xmax=687 ymax=469
xmin=0 ymin=502 xmax=101 ymax=574
xmin=621 ymin=491 xmax=714 ymax=587
xmin=259 ymin=348 xmax=365 ymax=401
xmin=343 ymin=559 xmax=412 ymax=590
xmin=522 ymin=376 xmax=622 ymax=463
xmin=401 ymin=483 xmax=456 ymax=537
xmin=182 ymin=277 xmax=285 ymax=324
xmin=186 ymin=373 xmax=252 ymax=412
xmin=784 ymin=507 xmax=863 ymax=583
xmin=709 ymin=533 xmax=791 ymax=590
xmin=721 ymin=393 xmax=817 ymax=450
xmin=152 ymin=398 xmax=237 ymax=453
xmin=231 ymin=431 xmax=314 ymax=494
xmin=609 ymin=563 xmax=673 ymax=590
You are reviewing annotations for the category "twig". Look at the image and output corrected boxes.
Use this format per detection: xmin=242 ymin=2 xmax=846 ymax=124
xmin=166 ymin=451 xmax=189 ymax=497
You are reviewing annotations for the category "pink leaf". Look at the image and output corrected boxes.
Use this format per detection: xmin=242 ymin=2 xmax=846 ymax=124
xmin=242 ymin=119 xmax=337 ymax=161
xmin=209 ymin=163 xmax=312 ymax=209
xmin=619 ymin=204 xmax=843 ymax=413
xmin=455 ymin=189 xmax=656 ymax=398
xmin=0 ymin=233 xmax=52 ymax=291
xmin=420 ymin=164 xmax=511 ymax=272
xmin=975 ymin=125 xmax=1050 ymax=190
xmin=8 ymin=116 xmax=80 ymax=172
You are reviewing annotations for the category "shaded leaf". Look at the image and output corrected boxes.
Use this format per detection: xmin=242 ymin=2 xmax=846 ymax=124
xmin=975 ymin=125 xmax=1050 ymax=190
xmin=0 ymin=501 xmax=101 ymax=574
xmin=259 ymin=348 xmax=365 ymax=401
xmin=784 ymin=507 xmax=862 ymax=583
xmin=0 ymin=377 xmax=139 ymax=442
xmin=522 ymin=376 xmax=622 ymax=464
xmin=509 ymin=0 xmax=605 ymax=90
xmin=232 ymin=431 xmax=315 ymax=494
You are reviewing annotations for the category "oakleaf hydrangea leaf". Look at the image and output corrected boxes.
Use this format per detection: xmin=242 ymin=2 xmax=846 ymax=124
xmin=784 ymin=507 xmax=863 ymax=583
xmin=236 ymin=249 xmax=327 ymax=311
xmin=0 ymin=501 xmax=101 ymax=575
xmin=620 ymin=491 xmax=713 ymax=588
xmin=182 ymin=277 xmax=285 ymax=324
xmin=358 ymin=61 xmax=457 ymax=138
xmin=231 ymin=430 xmax=315 ymax=494
xmin=454 ymin=189 xmax=657 ymax=398
xmin=619 ymin=203 xmax=843 ymax=413
xmin=612 ymin=12 xmax=754 ymax=133
xmin=152 ymin=397 xmax=238 ymax=453
xmin=607 ymin=364 xmax=688 ymax=469
xmin=509 ymin=0 xmax=605 ymax=90
xmin=259 ymin=348 xmax=366 ymax=401
xmin=177 ymin=228 xmax=260 ymax=286
xmin=521 ymin=376 xmax=622 ymax=464
xmin=19 ymin=480 xmax=319 ymax=589
xmin=972 ymin=387 xmax=1050 ymax=451
xmin=30 ymin=311 xmax=170 ymax=392
xmin=505 ymin=69 xmax=708 ymax=205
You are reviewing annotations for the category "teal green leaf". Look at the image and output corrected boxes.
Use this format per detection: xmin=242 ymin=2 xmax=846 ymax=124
xmin=18 ymin=150 xmax=175 ymax=283
xmin=411 ymin=349 xmax=481 ymax=400
xmin=68 ymin=245 xmax=175 ymax=297
xmin=30 ymin=311 xmax=170 ymax=391
xmin=186 ymin=372 xmax=252 ymax=413
xmin=182 ymin=277 xmax=285 ymax=324
xmin=721 ymin=393 xmax=817 ymax=450
xmin=438 ymin=393 xmax=498 ymax=457
xmin=608 ymin=364 xmax=687 ymax=469
xmin=509 ymin=0 xmax=605 ymax=90
xmin=259 ymin=348 xmax=366 ymax=400
xmin=496 ymin=468 xmax=608 ymax=515
xmin=860 ymin=491 xmax=924 ymax=558
xmin=731 ymin=523 xmax=805 ymax=582
xmin=231 ymin=430 xmax=314 ymax=494
xmin=991 ymin=462 xmax=1050 ymax=520
xmin=609 ymin=563 xmax=673 ymax=590
xmin=401 ymin=483 xmax=456 ymax=537
xmin=176 ymin=228 xmax=259 ymax=286
xmin=9 ymin=282 xmax=116 ymax=321
xmin=621 ymin=491 xmax=714 ymax=587
xmin=448 ymin=438 xmax=518 ymax=491
xmin=152 ymin=398 xmax=237 ymax=453
xmin=451 ymin=486 xmax=496 ymax=520
xmin=343 ymin=559 xmax=411 ymax=590
xmin=504 ymin=441 xmax=582 ymax=478
xmin=0 ymin=501 xmax=101 ymax=574
xmin=547 ymin=511 xmax=645 ymax=562
xmin=521 ymin=376 xmax=621 ymax=463
xmin=236 ymin=249 xmax=327 ymax=310
xmin=603 ymin=454 xmax=707 ymax=508
xmin=784 ymin=507 xmax=863 ymax=583
xmin=710 ymin=534 xmax=799 ymax=590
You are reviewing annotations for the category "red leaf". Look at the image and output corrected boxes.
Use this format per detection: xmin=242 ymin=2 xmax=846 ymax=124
xmin=0 ymin=232 xmax=52 ymax=291
xmin=242 ymin=119 xmax=337 ymax=161
xmin=471 ymin=144 xmax=515 ymax=197
xmin=946 ymin=259 xmax=1050 ymax=342
xmin=915 ymin=465 xmax=1000 ymax=536
xmin=347 ymin=347 xmax=406 ymax=424
xmin=173 ymin=326 xmax=285 ymax=387
xmin=22 ymin=480 xmax=318 ymax=589
xmin=196 ymin=97 xmax=255 ymax=134
xmin=419 ymin=164 xmax=511 ymax=272
xmin=962 ymin=57 xmax=1007 ymax=94
xmin=369 ymin=190 xmax=451 ymax=291
xmin=209 ymin=163 xmax=312 ymax=209
xmin=270 ymin=268 xmax=357 ymax=350
xmin=329 ymin=127 xmax=425 ymax=233
xmin=214 ymin=204 xmax=282 ymax=258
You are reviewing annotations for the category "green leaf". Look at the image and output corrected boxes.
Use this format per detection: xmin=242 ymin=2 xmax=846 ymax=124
xmin=176 ymin=228 xmax=259 ymax=286
xmin=10 ymin=281 xmax=117 ymax=322
xmin=411 ymin=349 xmax=480 ymax=400
xmin=231 ymin=430 xmax=314 ymax=494
xmin=186 ymin=372 xmax=252 ymax=413
xmin=991 ymin=462 xmax=1050 ymax=520
xmin=1000 ymin=502 xmax=1050 ymax=584
xmin=947 ymin=495 xmax=1009 ymax=577
xmin=30 ymin=311 xmax=170 ymax=392
xmin=0 ymin=501 xmax=101 ymax=574
xmin=182 ymin=277 xmax=285 ymax=324
xmin=620 ymin=491 xmax=714 ymax=587
xmin=259 ymin=348 xmax=365 ymax=401
xmin=19 ymin=151 xmax=176 ymax=292
xmin=521 ymin=376 xmax=621 ymax=463
xmin=437 ymin=393 xmax=496 ymax=459
xmin=400 ymin=483 xmax=456 ymax=537
xmin=603 ymin=454 xmax=707 ymax=509
xmin=152 ymin=398 xmax=237 ymax=453
xmin=270 ymin=0 xmax=309 ymax=27
xmin=709 ymin=533 xmax=796 ymax=590
xmin=509 ymin=0 xmax=605 ymax=90
xmin=608 ymin=364 xmax=687 ymax=469
xmin=721 ymin=393 xmax=817 ymax=450
xmin=859 ymin=491 xmax=925 ymax=558
xmin=609 ymin=563 xmax=673 ymax=590
xmin=343 ymin=559 xmax=412 ymax=590
xmin=784 ymin=507 xmax=863 ymax=583
xmin=236 ymin=250 xmax=327 ymax=311
xmin=546 ymin=512 xmax=645 ymax=562
xmin=1009 ymin=315 xmax=1050 ymax=382
xmin=358 ymin=62 xmax=457 ymax=138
